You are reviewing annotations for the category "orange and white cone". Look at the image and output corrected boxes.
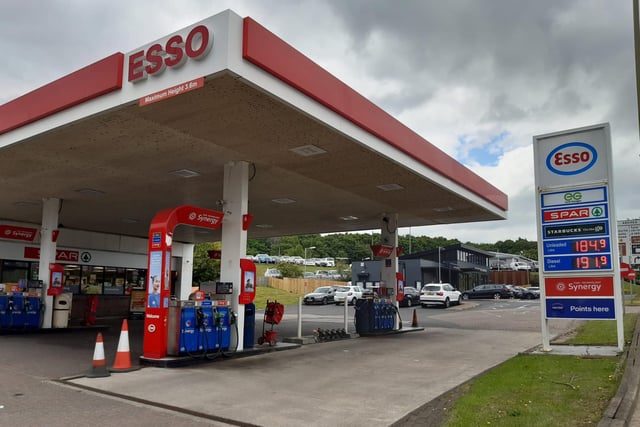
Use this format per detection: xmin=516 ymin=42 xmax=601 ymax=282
xmin=86 ymin=332 xmax=110 ymax=378
xmin=411 ymin=308 xmax=419 ymax=327
xmin=110 ymin=319 xmax=138 ymax=372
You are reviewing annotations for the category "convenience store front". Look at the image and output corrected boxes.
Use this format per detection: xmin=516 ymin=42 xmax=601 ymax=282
xmin=0 ymin=226 xmax=188 ymax=323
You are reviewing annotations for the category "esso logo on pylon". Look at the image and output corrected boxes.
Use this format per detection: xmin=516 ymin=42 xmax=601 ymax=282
xmin=128 ymin=24 xmax=212 ymax=83
xmin=546 ymin=142 xmax=597 ymax=176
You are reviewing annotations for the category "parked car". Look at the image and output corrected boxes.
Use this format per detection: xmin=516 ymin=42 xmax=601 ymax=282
xmin=510 ymin=261 xmax=532 ymax=271
xmin=303 ymin=286 xmax=336 ymax=305
xmin=264 ymin=268 xmax=282 ymax=278
xmin=419 ymin=283 xmax=462 ymax=308
xmin=400 ymin=286 xmax=420 ymax=307
xmin=327 ymin=270 xmax=342 ymax=280
xmin=315 ymin=270 xmax=330 ymax=279
xmin=317 ymin=257 xmax=335 ymax=267
xmin=255 ymin=254 xmax=271 ymax=263
xmin=518 ymin=286 xmax=540 ymax=299
xmin=527 ymin=286 xmax=541 ymax=298
xmin=462 ymin=284 xmax=513 ymax=300
xmin=506 ymin=284 xmax=524 ymax=298
xmin=334 ymin=285 xmax=364 ymax=305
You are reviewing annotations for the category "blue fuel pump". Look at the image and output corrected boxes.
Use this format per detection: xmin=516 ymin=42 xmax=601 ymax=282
xmin=179 ymin=304 xmax=198 ymax=354
xmin=10 ymin=295 xmax=25 ymax=328
xmin=0 ymin=294 xmax=42 ymax=330
xmin=0 ymin=295 xmax=9 ymax=328
xmin=175 ymin=301 xmax=232 ymax=357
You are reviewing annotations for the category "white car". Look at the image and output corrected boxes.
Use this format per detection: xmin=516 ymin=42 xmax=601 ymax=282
xmin=419 ymin=283 xmax=462 ymax=308
xmin=333 ymin=285 xmax=364 ymax=305
xmin=510 ymin=261 xmax=532 ymax=271
xmin=264 ymin=268 xmax=282 ymax=278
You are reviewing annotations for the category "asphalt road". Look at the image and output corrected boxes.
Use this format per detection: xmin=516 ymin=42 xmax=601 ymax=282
xmin=0 ymin=298 xmax=577 ymax=426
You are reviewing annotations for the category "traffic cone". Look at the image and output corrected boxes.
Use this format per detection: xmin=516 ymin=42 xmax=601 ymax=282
xmin=110 ymin=319 xmax=138 ymax=372
xmin=86 ymin=332 xmax=110 ymax=378
xmin=411 ymin=309 xmax=419 ymax=327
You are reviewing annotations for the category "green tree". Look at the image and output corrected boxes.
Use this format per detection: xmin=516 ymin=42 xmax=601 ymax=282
xmin=192 ymin=242 xmax=221 ymax=284
xmin=277 ymin=262 xmax=303 ymax=278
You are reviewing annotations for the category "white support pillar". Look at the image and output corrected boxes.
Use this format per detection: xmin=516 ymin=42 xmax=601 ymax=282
xmin=179 ymin=243 xmax=194 ymax=301
xmin=39 ymin=198 xmax=60 ymax=329
xmin=220 ymin=161 xmax=249 ymax=351
xmin=380 ymin=213 xmax=400 ymax=329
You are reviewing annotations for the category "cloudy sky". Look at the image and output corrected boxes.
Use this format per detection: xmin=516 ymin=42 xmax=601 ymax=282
xmin=1 ymin=0 xmax=638 ymax=243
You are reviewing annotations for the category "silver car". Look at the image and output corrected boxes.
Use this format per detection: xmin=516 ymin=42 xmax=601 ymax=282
xmin=303 ymin=286 xmax=336 ymax=305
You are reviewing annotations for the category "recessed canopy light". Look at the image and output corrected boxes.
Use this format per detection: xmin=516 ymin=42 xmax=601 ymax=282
xmin=289 ymin=145 xmax=327 ymax=157
xmin=271 ymin=198 xmax=296 ymax=204
xmin=76 ymin=188 xmax=105 ymax=195
xmin=339 ymin=216 xmax=359 ymax=221
xmin=255 ymin=224 xmax=274 ymax=229
xmin=376 ymin=183 xmax=404 ymax=191
xmin=14 ymin=201 xmax=40 ymax=207
xmin=433 ymin=206 xmax=454 ymax=212
xmin=171 ymin=169 xmax=200 ymax=178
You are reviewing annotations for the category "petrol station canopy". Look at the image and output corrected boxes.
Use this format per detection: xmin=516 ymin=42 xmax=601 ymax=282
xmin=0 ymin=10 xmax=508 ymax=244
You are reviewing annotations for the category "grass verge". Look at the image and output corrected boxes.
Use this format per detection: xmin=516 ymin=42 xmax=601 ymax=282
xmin=253 ymin=285 xmax=302 ymax=309
xmin=442 ymin=312 xmax=638 ymax=426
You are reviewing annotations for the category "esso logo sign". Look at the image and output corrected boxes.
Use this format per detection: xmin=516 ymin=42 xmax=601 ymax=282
xmin=128 ymin=24 xmax=212 ymax=83
xmin=546 ymin=142 xmax=597 ymax=176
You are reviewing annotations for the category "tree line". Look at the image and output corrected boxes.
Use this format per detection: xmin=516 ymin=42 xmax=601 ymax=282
xmin=192 ymin=233 xmax=538 ymax=283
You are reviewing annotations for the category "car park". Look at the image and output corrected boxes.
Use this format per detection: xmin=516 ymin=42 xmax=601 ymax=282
xmin=303 ymin=286 xmax=336 ymax=305
xmin=400 ymin=286 xmax=420 ymax=307
xmin=419 ymin=283 xmax=462 ymax=308
xmin=334 ymin=285 xmax=364 ymax=305
xmin=462 ymin=284 xmax=513 ymax=300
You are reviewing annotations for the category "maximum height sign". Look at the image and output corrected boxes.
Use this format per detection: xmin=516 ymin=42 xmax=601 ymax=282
xmin=533 ymin=123 xmax=624 ymax=352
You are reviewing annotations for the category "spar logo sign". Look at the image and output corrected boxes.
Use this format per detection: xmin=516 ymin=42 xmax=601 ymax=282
xmin=546 ymin=142 xmax=598 ymax=176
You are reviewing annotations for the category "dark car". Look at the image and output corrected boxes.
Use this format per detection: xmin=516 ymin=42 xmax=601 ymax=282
xmin=462 ymin=284 xmax=514 ymax=300
xmin=399 ymin=286 xmax=420 ymax=307
xmin=506 ymin=285 xmax=524 ymax=298
xmin=519 ymin=286 xmax=540 ymax=299
xmin=507 ymin=285 xmax=539 ymax=300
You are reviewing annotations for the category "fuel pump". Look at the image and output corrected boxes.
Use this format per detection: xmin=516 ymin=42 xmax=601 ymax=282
xmin=0 ymin=295 xmax=11 ymax=329
xmin=166 ymin=281 xmax=235 ymax=359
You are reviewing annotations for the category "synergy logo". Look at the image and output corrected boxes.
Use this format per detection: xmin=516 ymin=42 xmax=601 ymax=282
xmin=546 ymin=142 xmax=597 ymax=175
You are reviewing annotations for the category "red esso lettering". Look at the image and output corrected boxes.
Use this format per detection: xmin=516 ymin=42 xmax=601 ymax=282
xmin=128 ymin=24 xmax=212 ymax=83
xmin=553 ymin=150 xmax=591 ymax=166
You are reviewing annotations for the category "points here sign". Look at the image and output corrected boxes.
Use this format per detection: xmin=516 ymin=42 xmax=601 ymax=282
xmin=533 ymin=123 xmax=623 ymax=350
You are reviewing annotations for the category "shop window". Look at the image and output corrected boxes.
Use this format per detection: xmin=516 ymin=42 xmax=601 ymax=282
xmin=103 ymin=266 xmax=125 ymax=295
xmin=1 ymin=260 xmax=30 ymax=283
xmin=125 ymin=268 xmax=146 ymax=295
xmin=81 ymin=265 xmax=104 ymax=295
xmin=63 ymin=264 xmax=82 ymax=294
